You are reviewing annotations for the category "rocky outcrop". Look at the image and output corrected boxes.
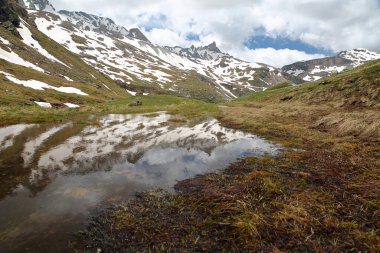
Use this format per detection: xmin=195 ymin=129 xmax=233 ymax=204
xmin=166 ymin=42 xmax=226 ymax=60
xmin=128 ymin=28 xmax=150 ymax=42
xmin=0 ymin=0 xmax=27 ymax=36
xmin=19 ymin=0 xmax=55 ymax=12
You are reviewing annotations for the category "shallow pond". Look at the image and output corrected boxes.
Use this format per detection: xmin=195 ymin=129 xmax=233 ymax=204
xmin=0 ymin=112 xmax=280 ymax=252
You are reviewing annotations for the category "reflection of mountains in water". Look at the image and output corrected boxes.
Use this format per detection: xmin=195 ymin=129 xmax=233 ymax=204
xmin=0 ymin=113 xmax=278 ymax=197
xmin=37 ymin=114 xmax=256 ymax=170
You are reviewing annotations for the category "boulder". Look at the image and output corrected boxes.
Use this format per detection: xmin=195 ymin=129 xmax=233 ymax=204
xmin=128 ymin=101 xmax=143 ymax=107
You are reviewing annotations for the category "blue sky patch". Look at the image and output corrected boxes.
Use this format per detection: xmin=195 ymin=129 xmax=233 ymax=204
xmin=245 ymin=35 xmax=334 ymax=55
xmin=139 ymin=13 xmax=168 ymax=32
xmin=186 ymin=33 xmax=200 ymax=41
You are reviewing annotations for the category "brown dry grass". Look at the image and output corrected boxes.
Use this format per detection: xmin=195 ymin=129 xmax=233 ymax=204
xmin=76 ymin=143 xmax=380 ymax=252
xmin=75 ymin=60 xmax=380 ymax=252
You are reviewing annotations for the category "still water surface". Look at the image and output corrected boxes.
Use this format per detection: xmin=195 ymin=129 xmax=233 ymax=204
xmin=0 ymin=112 xmax=280 ymax=252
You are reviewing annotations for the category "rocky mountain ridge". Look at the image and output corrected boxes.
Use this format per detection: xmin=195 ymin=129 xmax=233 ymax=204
xmin=1 ymin=0 xmax=379 ymax=104
xmin=283 ymin=48 xmax=380 ymax=82
xmin=19 ymin=0 xmax=55 ymax=12
xmin=57 ymin=10 xmax=150 ymax=42
xmin=165 ymin=42 xmax=227 ymax=60
xmin=18 ymin=0 xmax=290 ymax=100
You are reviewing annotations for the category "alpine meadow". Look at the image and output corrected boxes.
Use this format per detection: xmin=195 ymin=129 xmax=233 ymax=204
xmin=0 ymin=0 xmax=379 ymax=252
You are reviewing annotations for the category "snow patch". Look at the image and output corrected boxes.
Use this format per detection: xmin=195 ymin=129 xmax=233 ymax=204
xmin=3 ymin=73 xmax=88 ymax=96
xmin=126 ymin=89 xmax=137 ymax=96
xmin=0 ymin=47 xmax=44 ymax=72
xmin=18 ymin=21 xmax=68 ymax=67
xmin=310 ymin=65 xmax=346 ymax=74
xmin=0 ymin=36 xmax=10 ymax=45
xmin=35 ymin=101 xmax=52 ymax=108
xmin=286 ymin=69 xmax=304 ymax=76
xmin=102 ymin=83 xmax=111 ymax=90
xmin=303 ymin=75 xmax=322 ymax=82
xmin=340 ymin=48 xmax=380 ymax=67
xmin=64 ymin=103 xmax=80 ymax=108
xmin=63 ymin=76 xmax=73 ymax=81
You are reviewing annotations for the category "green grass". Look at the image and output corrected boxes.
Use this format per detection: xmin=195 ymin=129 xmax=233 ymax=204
xmin=266 ymin=82 xmax=293 ymax=91
xmin=74 ymin=59 xmax=380 ymax=252
xmin=0 ymin=20 xmax=130 ymax=106
xmin=0 ymin=95 xmax=219 ymax=126
xmin=234 ymin=58 xmax=380 ymax=107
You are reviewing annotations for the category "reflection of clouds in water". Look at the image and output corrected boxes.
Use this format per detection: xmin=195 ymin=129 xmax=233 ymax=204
xmin=0 ymin=112 xmax=279 ymax=200
xmin=35 ymin=113 xmax=275 ymax=178
xmin=0 ymin=112 xmax=280 ymax=251
xmin=5 ymin=138 xmax=276 ymax=224
xmin=127 ymin=138 xmax=277 ymax=186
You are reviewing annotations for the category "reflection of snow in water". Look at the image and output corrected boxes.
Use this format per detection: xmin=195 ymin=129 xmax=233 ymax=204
xmin=0 ymin=124 xmax=35 ymax=151
xmin=0 ymin=112 xmax=279 ymax=187
xmin=36 ymin=113 xmax=278 ymax=176
xmin=0 ymin=112 xmax=280 ymax=252
xmin=23 ymin=123 xmax=71 ymax=167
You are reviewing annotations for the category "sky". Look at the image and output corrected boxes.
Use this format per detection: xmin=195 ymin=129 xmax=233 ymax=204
xmin=50 ymin=0 xmax=380 ymax=67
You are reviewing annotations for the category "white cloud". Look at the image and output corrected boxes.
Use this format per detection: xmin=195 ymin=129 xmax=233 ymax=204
xmin=144 ymin=28 xmax=202 ymax=48
xmin=50 ymin=0 xmax=380 ymax=66
xmin=232 ymin=47 xmax=325 ymax=67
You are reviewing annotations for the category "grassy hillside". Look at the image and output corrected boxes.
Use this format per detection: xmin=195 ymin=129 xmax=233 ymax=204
xmin=236 ymin=58 xmax=380 ymax=106
xmin=229 ymin=58 xmax=380 ymax=142
xmin=0 ymin=19 xmax=131 ymax=105
xmin=76 ymin=59 xmax=380 ymax=252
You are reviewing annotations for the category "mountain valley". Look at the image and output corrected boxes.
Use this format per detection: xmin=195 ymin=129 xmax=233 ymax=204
xmin=1 ymin=0 xmax=378 ymax=106
xmin=0 ymin=1 xmax=379 ymax=252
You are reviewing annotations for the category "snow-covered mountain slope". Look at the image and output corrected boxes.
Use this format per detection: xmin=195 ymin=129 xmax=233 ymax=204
xmin=19 ymin=0 xmax=55 ymax=12
xmin=164 ymin=43 xmax=289 ymax=94
xmin=27 ymin=7 xmax=289 ymax=100
xmin=0 ymin=2 xmax=128 ymax=107
xmin=283 ymin=48 xmax=380 ymax=82
xmin=57 ymin=10 xmax=150 ymax=42
xmin=9 ymin=0 xmax=379 ymax=103
xmin=338 ymin=48 xmax=380 ymax=67
xmin=12 ymin=0 xmax=292 ymax=100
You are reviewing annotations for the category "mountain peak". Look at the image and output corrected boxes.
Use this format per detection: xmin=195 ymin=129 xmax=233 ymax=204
xmin=166 ymin=42 xmax=225 ymax=60
xmin=283 ymin=48 xmax=380 ymax=82
xmin=57 ymin=11 xmax=149 ymax=42
xmin=128 ymin=28 xmax=150 ymax=42
xmin=20 ymin=0 xmax=55 ymax=12
xmin=338 ymin=48 xmax=380 ymax=66
xmin=206 ymin=41 xmax=221 ymax=53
